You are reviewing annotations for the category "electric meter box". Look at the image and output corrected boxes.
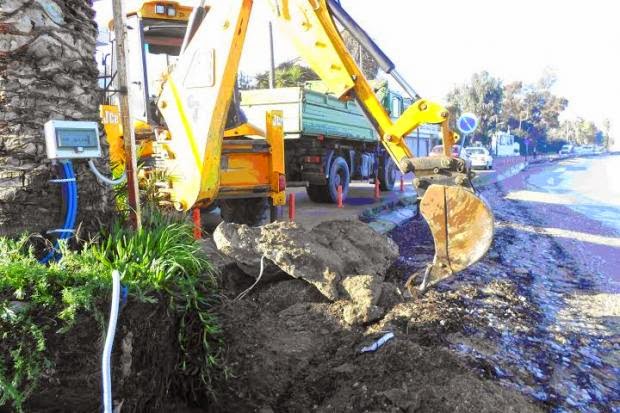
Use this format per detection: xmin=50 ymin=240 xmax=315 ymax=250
xmin=44 ymin=120 xmax=102 ymax=160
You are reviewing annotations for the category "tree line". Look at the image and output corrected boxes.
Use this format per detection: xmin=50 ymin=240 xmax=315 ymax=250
xmin=446 ymin=70 xmax=613 ymax=152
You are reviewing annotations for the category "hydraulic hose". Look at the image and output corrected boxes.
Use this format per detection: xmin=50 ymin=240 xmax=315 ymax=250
xmin=88 ymin=159 xmax=127 ymax=186
xmin=102 ymin=270 xmax=121 ymax=413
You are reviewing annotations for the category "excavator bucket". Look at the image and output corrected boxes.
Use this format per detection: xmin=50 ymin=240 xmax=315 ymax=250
xmin=413 ymin=184 xmax=494 ymax=291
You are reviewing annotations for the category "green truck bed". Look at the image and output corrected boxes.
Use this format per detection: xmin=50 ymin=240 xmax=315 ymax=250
xmin=240 ymin=87 xmax=376 ymax=142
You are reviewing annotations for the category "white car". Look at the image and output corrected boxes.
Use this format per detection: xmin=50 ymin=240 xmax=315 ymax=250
xmin=559 ymin=144 xmax=574 ymax=156
xmin=465 ymin=147 xmax=493 ymax=170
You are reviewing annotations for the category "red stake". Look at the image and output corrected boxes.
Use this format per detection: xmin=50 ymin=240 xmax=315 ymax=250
xmin=288 ymin=193 xmax=296 ymax=221
xmin=374 ymin=179 xmax=380 ymax=201
xmin=337 ymin=185 xmax=344 ymax=208
xmin=192 ymin=208 xmax=201 ymax=240
xmin=400 ymin=175 xmax=405 ymax=192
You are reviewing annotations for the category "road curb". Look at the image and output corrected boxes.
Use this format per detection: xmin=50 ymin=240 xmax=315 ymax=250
xmin=473 ymin=162 xmax=528 ymax=188
xmin=359 ymin=194 xmax=418 ymax=234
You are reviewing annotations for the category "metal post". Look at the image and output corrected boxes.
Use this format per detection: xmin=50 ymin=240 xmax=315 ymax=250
xmin=288 ymin=193 xmax=296 ymax=221
xmin=268 ymin=21 xmax=276 ymax=89
xmin=192 ymin=208 xmax=201 ymax=240
xmin=111 ymin=0 xmax=141 ymax=229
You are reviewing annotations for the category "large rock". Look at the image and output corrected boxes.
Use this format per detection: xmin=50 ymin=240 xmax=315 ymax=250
xmin=341 ymin=275 xmax=384 ymax=325
xmin=213 ymin=220 xmax=399 ymax=301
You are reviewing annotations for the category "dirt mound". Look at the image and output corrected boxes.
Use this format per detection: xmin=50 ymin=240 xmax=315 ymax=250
xmin=208 ymin=219 xmax=541 ymax=412
xmin=213 ymin=220 xmax=399 ymax=301
xmin=210 ymin=275 xmax=541 ymax=412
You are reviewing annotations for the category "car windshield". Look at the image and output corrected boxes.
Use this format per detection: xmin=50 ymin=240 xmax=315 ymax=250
xmin=431 ymin=145 xmax=443 ymax=154
xmin=466 ymin=148 xmax=485 ymax=155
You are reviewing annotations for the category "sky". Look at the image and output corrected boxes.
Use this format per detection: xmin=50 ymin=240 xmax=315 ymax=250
xmin=93 ymin=0 xmax=620 ymax=149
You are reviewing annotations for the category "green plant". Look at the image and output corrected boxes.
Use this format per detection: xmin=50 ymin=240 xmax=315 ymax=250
xmin=94 ymin=208 xmax=221 ymax=388
xmin=0 ymin=210 xmax=220 ymax=411
xmin=0 ymin=237 xmax=108 ymax=410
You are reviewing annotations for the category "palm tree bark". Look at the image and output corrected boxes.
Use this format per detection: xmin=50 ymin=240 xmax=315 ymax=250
xmin=0 ymin=0 xmax=112 ymax=237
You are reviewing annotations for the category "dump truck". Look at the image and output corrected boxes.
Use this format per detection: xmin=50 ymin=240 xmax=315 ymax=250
xmin=241 ymin=81 xmax=440 ymax=203
xmin=100 ymin=0 xmax=493 ymax=290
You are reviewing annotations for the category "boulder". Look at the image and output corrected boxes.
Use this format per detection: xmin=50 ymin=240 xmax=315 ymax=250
xmin=341 ymin=275 xmax=384 ymax=325
xmin=213 ymin=220 xmax=399 ymax=301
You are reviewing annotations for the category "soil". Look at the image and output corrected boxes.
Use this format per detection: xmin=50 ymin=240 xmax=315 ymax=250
xmin=205 ymin=160 xmax=618 ymax=412
xmin=207 ymin=265 xmax=541 ymax=412
xmin=13 ymin=296 xmax=204 ymax=413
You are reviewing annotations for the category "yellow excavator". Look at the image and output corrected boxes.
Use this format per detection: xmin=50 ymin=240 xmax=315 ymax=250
xmin=101 ymin=0 xmax=494 ymax=289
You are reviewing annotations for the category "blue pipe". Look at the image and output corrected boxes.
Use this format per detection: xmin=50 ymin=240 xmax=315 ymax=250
xmin=39 ymin=161 xmax=78 ymax=264
xmin=66 ymin=161 xmax=78 ymax=233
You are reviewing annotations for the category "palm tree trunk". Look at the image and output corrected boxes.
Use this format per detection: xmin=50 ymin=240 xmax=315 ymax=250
xmin=0 ymin=0 xmax=112 ymax=237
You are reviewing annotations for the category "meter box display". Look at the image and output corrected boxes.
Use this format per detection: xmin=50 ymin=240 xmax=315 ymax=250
xmin=44 ymin=120 xmax=102 ymax=160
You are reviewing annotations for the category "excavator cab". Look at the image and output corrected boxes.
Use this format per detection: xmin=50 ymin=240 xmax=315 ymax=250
xmin=100 ymin=1 xmax=286 ymax=225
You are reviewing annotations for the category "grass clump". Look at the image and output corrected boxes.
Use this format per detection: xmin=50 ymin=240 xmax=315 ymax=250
xmin=0 ymin=211 xmax=219 ymax=411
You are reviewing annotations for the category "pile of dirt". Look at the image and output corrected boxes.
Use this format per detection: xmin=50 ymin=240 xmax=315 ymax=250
xmin=208 ymin=220 xmax=542 ymax=412
xmin=214 ymin=220 xmax=399 ymax=324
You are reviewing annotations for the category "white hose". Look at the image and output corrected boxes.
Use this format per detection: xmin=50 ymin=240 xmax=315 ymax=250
xmin=102 ymin=270 xmax=121 ymax=413
xmin=235 ymin=255 xmax=266 ymax=301
xmin=88 ymin=159 xmax=127 ymax=186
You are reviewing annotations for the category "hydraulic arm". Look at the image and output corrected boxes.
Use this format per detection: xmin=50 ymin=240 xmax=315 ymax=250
xmin=269 ymin=0 xmax=494 ymax=289
xmin=156 ymin=0 xmax=494 ymax=289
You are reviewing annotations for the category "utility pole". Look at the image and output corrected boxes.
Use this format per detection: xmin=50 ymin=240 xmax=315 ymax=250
xmin=268 ymin=21 xmax=276 ymax=89
xmin=112 ymin=0 xmax=141 ymax=229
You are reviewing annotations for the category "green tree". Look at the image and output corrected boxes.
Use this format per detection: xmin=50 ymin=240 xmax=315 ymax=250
xmin=602 ymin=118 xmax=612 ymax=149
xmin=551 ymin=118 xmax=600 ymax=145
xmin=445 ymin=71 xmax=503 ymax=145
xmin=237 ymin=71 xmax=254 ymax=90
xmin=500 ymin=71 xmax=568 ymax=151
xmin=255 ymin=61 xmax=319 ymax=88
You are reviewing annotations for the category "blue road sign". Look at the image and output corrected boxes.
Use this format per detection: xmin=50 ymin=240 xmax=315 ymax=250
xmin=457 ymin=113 xmax=479 ymax=135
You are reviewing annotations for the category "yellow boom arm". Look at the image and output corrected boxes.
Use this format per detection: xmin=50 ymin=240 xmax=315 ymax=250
xmin=268 ymin=0 xmax=459 ymax=170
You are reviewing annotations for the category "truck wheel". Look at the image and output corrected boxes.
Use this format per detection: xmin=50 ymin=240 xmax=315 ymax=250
xmin=306 ymin=184 xmax=330 ymax=203
xmin=220 ymin=197 xmax=270 ymax=226
xmin=327 ymin=156 xmax=350 ymax=203
xmin=379 ymin=156 xmax=397 ymax=191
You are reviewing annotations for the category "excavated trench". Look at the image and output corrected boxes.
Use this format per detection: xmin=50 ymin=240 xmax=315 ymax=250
xmin=204 ymin=219 xmax=541 ymax=412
